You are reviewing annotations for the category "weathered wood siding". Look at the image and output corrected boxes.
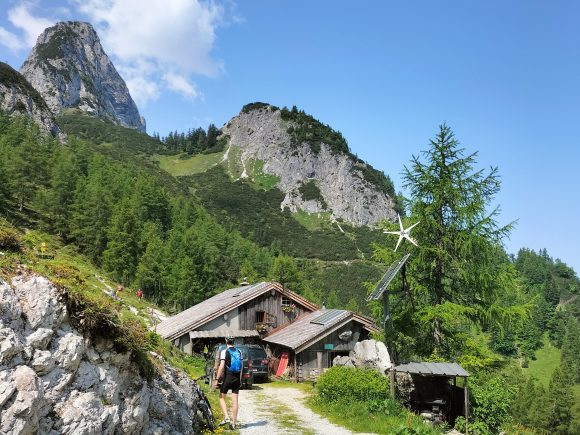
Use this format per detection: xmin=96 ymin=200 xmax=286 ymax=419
xmin=297 ymin=321 xmax=368 ymax=376
xmin=239 ymin=291 xmax=311 ymax=333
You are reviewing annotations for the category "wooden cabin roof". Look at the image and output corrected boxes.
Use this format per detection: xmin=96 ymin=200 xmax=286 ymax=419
xmin=156 ymin=281 xmax=318 ymax=341
xmin=263 ymin=309 xmax=378 ymax=353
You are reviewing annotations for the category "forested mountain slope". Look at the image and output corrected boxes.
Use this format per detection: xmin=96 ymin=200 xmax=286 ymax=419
xmin=56 ymin=110 xmax=389 ymax=311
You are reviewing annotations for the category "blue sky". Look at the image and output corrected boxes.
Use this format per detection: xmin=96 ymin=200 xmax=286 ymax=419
xmin=1 ymin=1 xmax=579 ymax=273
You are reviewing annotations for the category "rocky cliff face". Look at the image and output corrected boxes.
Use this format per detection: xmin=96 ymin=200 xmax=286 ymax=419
xmin=0 ymin=62 xmax=60 ymax=137
xmin=221 ymin=105 xmax=398 ymax=226
xmin=20 ymin=21 xmax=145 ymax=132
xmin=0 ymin=275 xmax=198 ymax=434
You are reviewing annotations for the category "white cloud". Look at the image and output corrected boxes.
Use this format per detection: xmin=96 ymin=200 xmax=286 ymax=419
xmin=0 ymin=26 xmax=26 ymax=52
xmin=73 ymin=0 xmax=225 ymax=105
xmin=8 ymin=3 xmax=54 ymax=47
xmin=124 ymin=75 xmax=161 ymax=107
xmin=163 ymin=72 xmax=200 ymax=100
xmin=0 ymin=1 xmax=55 ymax=52
xmin=113 ymin=58 xmax=160 ymax=106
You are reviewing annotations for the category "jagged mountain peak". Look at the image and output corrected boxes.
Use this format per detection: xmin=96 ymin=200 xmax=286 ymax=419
xmin=221 ymin=102 xmax=398 ymax=226
xmin=20 ymin=21 xmax=145 ymax=132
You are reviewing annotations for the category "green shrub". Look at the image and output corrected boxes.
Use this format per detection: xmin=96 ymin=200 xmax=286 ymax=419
xmin=316 ymin=366 xmax=390 ymax=402
xmin=280 ymin=106 xmax=349 ymax=155
xmin=0 ymin=221 xmax=21 ymax=251
xmin=366 ymin=398 xmax=403 ymax=415
xmin=241 ymin=102 xmax=278 ymax=114
xmin=298 ymin=180 xmax=327 ymax=208
xmin=144 ymin=331 xmax=161 ymax=351
xmin=352 ymin=162 xmax=397 ymax=198
xmin=457 ymin=377 xmax=516 ymax=434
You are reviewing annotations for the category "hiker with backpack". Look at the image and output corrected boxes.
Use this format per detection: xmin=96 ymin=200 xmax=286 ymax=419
xmin=212 ymin=336 xmax=242 ymax=428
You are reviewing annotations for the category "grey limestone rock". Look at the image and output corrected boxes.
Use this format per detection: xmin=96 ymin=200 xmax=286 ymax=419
xmin=12 ymin=275 xmax=66 ymax=331
xmin=0 ymin=328 xmax=23 ymax=365
xmin=0 ymin=61 xmax=61 ymax=137
xmin=0 ymin=370 xmax=16 ymax=408
xmin=0 ymin=280 xmax=22 ymax=327
xmin=0 ymin=366 xmax=44 ymax=435
xmin=31 ymin=350 xmax=55 ymax=375
xmin=0 ymin=275 xmax=198 ymax=434
xmin=52 ymin=332 xmax=84 ymax=371
xmin=25 ymin=328 xmax=53 ymax=350
xmin=221 ymin=106 xmax=398 ymax=227
xmin=20 ymin=21 xmax=146 ymax=132
xmin=332 ymin=339 xmax=393 ymax=375
xmin=58 ymin=391 xmax=104 ymax=435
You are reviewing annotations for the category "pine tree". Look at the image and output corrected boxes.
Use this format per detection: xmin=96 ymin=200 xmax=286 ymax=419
xmin=547 ymin=366 xmax=573 ymax=434
xmin=69 ymin=156 xmax=115 ymax=260
xmin=396 ymin=124 xmax=524 ymax=357
xmin=238 ymin=259 xmax=258 ymax=284
xmin=527 ymin=382 xmax=551 ymax=431
xmin=560 ymin=319 xmax=580 ymax=383
xmin=135 ymin=227 xmax=166 ymax=303
xmin=4 ymin=120 xmax=51 ymax=210
xmin=269 ymin=255 xmax=302 ymax=292
xmin=38 ymin=143 xmax=80 ymax=236
xmin=131 ymin=175 xmax=170 ymax=230
xmin=102 ymin=200 xmax=141 ymax=284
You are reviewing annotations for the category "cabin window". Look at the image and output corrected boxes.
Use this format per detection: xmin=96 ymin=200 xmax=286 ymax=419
xmin=281 ymin=297 xmax=292 ymax=307
xmin=256 ymin=311 xmax=265 ymax=323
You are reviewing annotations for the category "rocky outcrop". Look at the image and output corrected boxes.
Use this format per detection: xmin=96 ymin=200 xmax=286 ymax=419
xmin=332 ymin=339 xmax=393 ymax=374
xmin=0 ymin=275 xmax=197 ymax=434
xmin=0 ymin=62 xmax=61 ymax=137
xmin=221 ymin=105 xmax=397 ymax=226
xmin=20 ymin=21 xmax=145 ymax=132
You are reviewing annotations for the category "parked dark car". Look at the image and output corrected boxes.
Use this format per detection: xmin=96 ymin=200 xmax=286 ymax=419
xmin=246 ymin=344 xmax=269 ymax=382
xmin=205 ymin=344 xmax=254 ymax=389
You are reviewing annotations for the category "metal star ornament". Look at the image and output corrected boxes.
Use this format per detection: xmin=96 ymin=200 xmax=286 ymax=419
xmin=384 ymin=214 xmax=420 ymax=252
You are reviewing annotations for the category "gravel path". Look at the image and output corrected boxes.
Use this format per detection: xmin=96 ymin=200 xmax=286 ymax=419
xmin=235 ymin=384 xmax=374 ymax=435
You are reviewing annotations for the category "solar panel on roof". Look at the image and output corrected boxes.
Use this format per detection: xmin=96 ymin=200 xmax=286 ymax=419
xmin=310 ymin=309 xmax=344 ymax=326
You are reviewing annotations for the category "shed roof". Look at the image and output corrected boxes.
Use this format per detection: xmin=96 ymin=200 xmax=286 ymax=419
xmin=394 ymin=362 xmax=469 ymax=377
xmin=263 ymin=309 xmax=375 ymax=353
xmin=156 ymin=281 xmax=318 ymax=341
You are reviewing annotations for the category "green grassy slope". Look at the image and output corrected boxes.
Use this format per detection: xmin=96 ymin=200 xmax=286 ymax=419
xmin=524 ymin=338 xmax=562 ymax=387
xmin=154 ymin=152 xmax=225 ymax=176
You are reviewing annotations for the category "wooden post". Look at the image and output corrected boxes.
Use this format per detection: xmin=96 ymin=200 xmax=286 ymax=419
xmin=390 ymin=368 xmax=396 ymax=399
xmin=464 ymin=377 xmax=469 ymax=434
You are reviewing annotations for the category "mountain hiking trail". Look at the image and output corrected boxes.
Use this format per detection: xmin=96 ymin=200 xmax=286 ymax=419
xmin=235 ymin=384 xmax=374 ymax=435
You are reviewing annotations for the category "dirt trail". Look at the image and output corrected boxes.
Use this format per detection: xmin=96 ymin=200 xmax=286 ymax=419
xmin=235 ymin=384 xmax=374 ymax=435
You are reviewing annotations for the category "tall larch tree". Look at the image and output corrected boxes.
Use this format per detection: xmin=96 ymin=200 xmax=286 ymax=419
xmin=393 ymin=124 xmax=525 ymax=358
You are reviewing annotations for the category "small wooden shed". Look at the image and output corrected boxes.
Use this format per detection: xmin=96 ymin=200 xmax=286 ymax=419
xmin=263 ymin=309 xmax=380 ymax=381
xmin=392 ymin=361 xmax=470 ymax=426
